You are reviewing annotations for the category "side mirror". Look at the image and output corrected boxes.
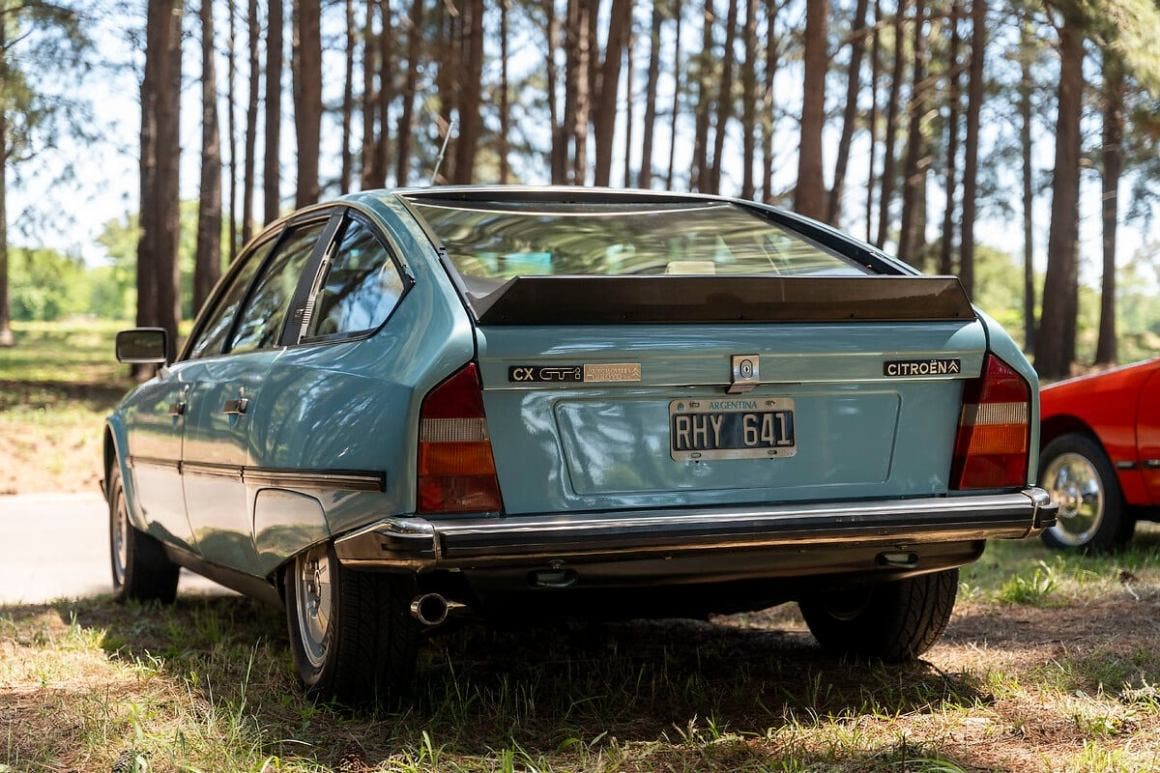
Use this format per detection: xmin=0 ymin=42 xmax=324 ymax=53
xmin=116 ymin=328 xmax=169 ymax=365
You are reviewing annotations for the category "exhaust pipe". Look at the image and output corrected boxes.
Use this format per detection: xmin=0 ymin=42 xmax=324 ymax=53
xmin=409 ymin=593 xmax=467 ymax=626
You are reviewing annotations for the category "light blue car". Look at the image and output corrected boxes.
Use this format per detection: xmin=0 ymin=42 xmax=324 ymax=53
xmin=105 ymin=187 xmax=1056 ymax=704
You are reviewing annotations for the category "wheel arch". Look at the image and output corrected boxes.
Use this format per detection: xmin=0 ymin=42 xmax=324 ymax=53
xmin=1040 ymin=414 xmax=1102 ymax=452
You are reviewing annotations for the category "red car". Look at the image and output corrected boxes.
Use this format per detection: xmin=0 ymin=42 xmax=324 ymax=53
xmin=1039 ymin=357 xmax=1160 ymax=551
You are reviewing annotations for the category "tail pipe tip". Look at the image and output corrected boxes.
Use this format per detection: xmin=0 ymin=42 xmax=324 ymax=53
xmin=410 ymin=592 xmax=467 ymax=626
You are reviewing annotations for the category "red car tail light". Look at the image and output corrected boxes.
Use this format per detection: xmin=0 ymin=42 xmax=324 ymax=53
xmin=950 ymin=354 xmax=1031 ymax=489
xmin=417 ymin=363 xmax=503 ymax=513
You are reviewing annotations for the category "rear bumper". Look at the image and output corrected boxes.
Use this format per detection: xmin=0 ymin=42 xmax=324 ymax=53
xmin=334 ymin=488 xmax=1056 ymax=571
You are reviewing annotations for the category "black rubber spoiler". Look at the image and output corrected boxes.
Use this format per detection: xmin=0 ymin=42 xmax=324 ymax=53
xmin=468 ymin=275 xmax=976 ymax=326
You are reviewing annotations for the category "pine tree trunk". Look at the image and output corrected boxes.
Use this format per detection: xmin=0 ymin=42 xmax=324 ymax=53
xmin=226 ymin=0 xmax=238 ymax=261
xmin=665 ymin=0 xmax=682 ymax=189
xmin=0 ymin=9 xmax=11 ymax=347
xmin=1019 ymin=9 xmax=1035 ymax=351
xmin=691 ymin=0 xmax=715 ymax=191
xmin=242 ymin=0 xmax=260 ymax=242
xmin=195 ymin=0 xmax=223 ymax=315
xmin=569 ymin=0 xmax=591 ymax=184
xmin=547 ymin=0 xmax=566 ymax=183
xmin=263 ymin=0 xmax=283 ymax=223
xmin=938 ymin=0 xmax=961 ymax=276
xmin=875 ymin=0 xmax=907 ymax=248
xmin=293 ymin=0 xmax=322 ymax=205
xmin=959 ymin=0 xmax=984 ymax=297
xmin=826 ymin=0 xmax=869 ymax=225
xmin=452 ymin=0 xmax=484 ymax=183
xmin=500 ymin=0 xmax=511 ymax=183
xmin=1095 ymin=55 xmax=1123 ymax=365
xmin=396 ymin=0 xmax=424 ymax=186
xmin=708 ymin=0 xmax=739 ymax=193
xmin=897 ymin=0 xmax=927 ymax=263
xmin=760 ymin=0 xmax=778 ymax=202
xmin=638 ymin=0 xmax=663 ymax=188
xmin=137 ymin=0 xmax=183 ymax=366
xmin=1034 ymin=12 xmax=1083 ymax=380
xmin=623 ymin=29 xmax=635 ymax=186
xmin=794 ymin=0 xmax=827 ymax=219
xmin=739 ymin=0 xmax=757 ymax=199
xmin=375 ymin=0 xmax=392 ymax=185
xmin=340 ymin=0 xmax=356 ymax=193
xmin=865 ymin=0 xmax=880 ymax=241
xmin=361 ymin=0 xmax=378 ymax=189
xmin=593 ymin=0 xmax=633 ymax=187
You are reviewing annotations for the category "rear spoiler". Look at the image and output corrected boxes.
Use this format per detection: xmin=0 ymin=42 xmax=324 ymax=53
xmin=469 ymin=275 xmax=976 ymax=326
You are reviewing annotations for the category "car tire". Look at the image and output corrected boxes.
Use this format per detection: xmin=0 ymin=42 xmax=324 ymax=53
xmin=1039 ymin=433 xmax=1133 ymax=553
xmin=798 ymin=568 xmax=958 ymax=662
xmin=284 ymin=542 xmax=419 ymax=706
xmin=108 ymin=465 xmax=180 ymax=604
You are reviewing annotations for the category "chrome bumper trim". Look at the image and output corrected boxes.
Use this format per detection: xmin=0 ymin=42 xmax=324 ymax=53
xmin=335 ymin=488 xmax=1056 ymax=570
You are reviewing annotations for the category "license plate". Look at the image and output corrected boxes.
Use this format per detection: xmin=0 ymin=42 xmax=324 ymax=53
xmin=669 ymin=398 xmax=796 ymax=461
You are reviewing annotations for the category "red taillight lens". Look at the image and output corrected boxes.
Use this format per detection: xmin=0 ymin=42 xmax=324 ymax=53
xmin=417 ymin=363 xmax=503 ymax=513
xmin=950 ymin=354 xmax=1031 ymax=489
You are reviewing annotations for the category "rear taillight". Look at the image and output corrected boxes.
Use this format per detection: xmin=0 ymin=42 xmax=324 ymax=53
xmin=950 ymin=354 xmax=1031 ymax=489
xmin=417 ymin=363 xmax=503 ymax=513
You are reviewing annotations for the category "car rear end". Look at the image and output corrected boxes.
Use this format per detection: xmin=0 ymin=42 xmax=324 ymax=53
xmin=337 ymin=189 xmax=1053 ymax=655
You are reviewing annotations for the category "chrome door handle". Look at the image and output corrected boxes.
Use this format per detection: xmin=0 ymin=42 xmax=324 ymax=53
xmin=222 ymin=398 xmax=250 ymax=416
xmin=168 ymin=401 xmax=186 ymax=416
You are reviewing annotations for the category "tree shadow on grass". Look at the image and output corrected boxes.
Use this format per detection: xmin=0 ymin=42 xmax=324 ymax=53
xmin=0 ymin=594 xmax=995 ymax=769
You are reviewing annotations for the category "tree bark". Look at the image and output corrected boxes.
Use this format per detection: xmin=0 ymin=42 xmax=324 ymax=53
xmin=793 ymin=0 xmax=827 ymax=219
xmin=897 ymin=0 xmax=927 ymax=263
xmin=938 ymin=0 xmax=961 ymax=276
xmin=361 ymin=0 xmax=378 ymax=189
xmin=708 ymin=0 xmax=739 ymax=193
xmin=500 ymin=0 xmax=511 ymax=183
xmin=1034 ymin=12 xmax=1083 ymax=380
xmin=1095 ymin=55 xmax=1123 ymax=365
xmin=195 ymin=0 xmax=223 ymax=315
xmin=593 ymin=0 xmax=633 ymax=187
xmin=959 ymin=0 xmax=984 ymax=297
xmin=547 ymin=0 xmax=566 ymax=183
xmin=242 ymin=0 xmax=260 ymax=242
xmin=826 ymin=0 xmax=869 ymax=225
xmin=568 ymin=0 xmax=591 ymax=184
xmin=0 ymin=6 xmax=10 ymax=347
xmin=264 ymin=0 xmax=283 ymax=223
xmin=375 ymin=0 xmax=392 ymax=186
xmin=691 ymin=0 xmax=715 ymax=191
xmin=1019 ymin=9 xmax=1035 ymax=351
xmin=396 ymin=0 xmax=424 ymax=186
xmin=137 ymin=0 xmax=183 ymax=365
xmin=665 ymin=0 xmax=682 ymax=189
xmin=340 ymin=0 xmax=356 ymax=193
xmin=875 ymin=0 xmax=907 ymax=248
xmin=452 ymin=0 xmax=484 ymax=183
xmin=760 ymin=0 xmax=778 ymax=202
xmin=865 ymin=0 xmax=880 ymax=241
xmin=623 ymin=28 xmax=635 ymax=186
xmin=739 ymin=0 xmax=757 ymax=199
xmin=226 ymin=0 xmax=238 ymax=261
xmin=293 ymin=0 xmax=322 ymax=205
xmin=638 ymin=0 xmax=663 ymax=188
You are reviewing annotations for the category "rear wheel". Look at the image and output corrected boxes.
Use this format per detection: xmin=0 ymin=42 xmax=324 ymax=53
xmin=799 ymin=569 xmax=958 ymax=662
xmin=284 ymin=543 xmax=419 ymax=705
xmin=1040 ymin=433 xmax=1132 ymax=553
xmin=108 ymin=465 xmax=180 ymax=604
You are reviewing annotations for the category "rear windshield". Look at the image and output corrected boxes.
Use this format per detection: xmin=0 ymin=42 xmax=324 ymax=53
xmin=407 ymin=200 xmax=871 ymax=290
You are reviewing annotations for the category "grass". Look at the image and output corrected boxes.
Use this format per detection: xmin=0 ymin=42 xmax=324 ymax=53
xmin=5 ymin=321 xmax=1160 ymax=770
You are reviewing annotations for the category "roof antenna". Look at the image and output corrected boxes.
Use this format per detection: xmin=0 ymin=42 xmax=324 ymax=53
xmin=430 ymin=115 xmax=458 ymax=186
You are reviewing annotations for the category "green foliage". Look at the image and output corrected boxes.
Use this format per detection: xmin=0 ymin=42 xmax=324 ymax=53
xmin=7 ymin=246 xmax=89 ymax=321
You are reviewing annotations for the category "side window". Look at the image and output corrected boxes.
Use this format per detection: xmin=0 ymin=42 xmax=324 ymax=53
xmin=230 ymin=220 xmax=327 ymax=354
xmin=303 ymin=214 xmax=407 ymax=341
xmin=186 ymin=238 xmax=276 ymax=359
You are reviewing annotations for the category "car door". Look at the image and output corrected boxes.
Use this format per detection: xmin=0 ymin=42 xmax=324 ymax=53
xmin=180 ymin=214 xmax=337 ymax=572
xmin=1137 ymin=367 xmax=1160 ymax=503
